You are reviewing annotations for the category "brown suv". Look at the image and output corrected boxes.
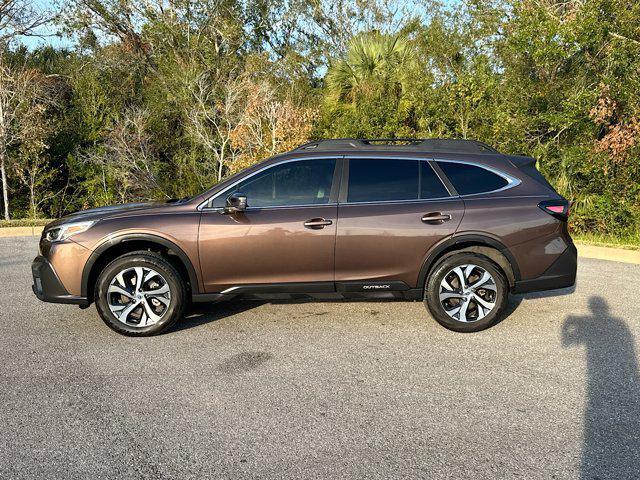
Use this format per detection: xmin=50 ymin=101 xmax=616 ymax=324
xmin=32 ymin=139 xmax=576 ymax=336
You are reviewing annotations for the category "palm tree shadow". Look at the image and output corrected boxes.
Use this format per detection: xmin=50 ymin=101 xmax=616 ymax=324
xmin=562 ymin=296 xmax=640 ymax=479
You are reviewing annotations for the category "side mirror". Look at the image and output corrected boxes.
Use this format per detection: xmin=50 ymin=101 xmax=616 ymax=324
xmin=224 ymin=192 xmax=247 ymax=214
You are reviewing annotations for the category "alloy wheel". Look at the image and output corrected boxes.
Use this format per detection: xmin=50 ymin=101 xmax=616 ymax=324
xmin=438 ymin=264 xmax=497 ymax=323
xmin=107 ymin=267 xmax=171 ymax=327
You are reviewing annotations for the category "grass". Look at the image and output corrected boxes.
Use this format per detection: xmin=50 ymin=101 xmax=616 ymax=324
xmin=572 ymin=232 xmax=640 ymax=250
xmin=0 ymin=218 xmax=54 ymax=228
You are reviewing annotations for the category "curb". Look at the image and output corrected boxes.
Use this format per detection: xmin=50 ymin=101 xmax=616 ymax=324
xmin=1 ymin=227 xmax=639 ymax=265
xmin=0 ymin=226 xmax=44 ymax=238
xmin=575 ymin=243 xmax=640 ymax=265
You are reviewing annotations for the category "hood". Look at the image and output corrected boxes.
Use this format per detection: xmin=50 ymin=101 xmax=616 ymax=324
xmin=46 ymin=202 xmax=169 ymax=229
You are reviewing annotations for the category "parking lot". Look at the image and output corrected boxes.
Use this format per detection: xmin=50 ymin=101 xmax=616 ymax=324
xmin=1 ymin=236 xmax=639 ymax=479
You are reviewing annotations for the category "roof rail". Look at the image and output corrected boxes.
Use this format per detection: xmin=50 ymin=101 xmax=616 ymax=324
xmin=295 ymin=138 xmax=498 ymax=154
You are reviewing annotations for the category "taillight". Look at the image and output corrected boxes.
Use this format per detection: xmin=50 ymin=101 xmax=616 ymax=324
xmin=538 ymin=200 xmax=570 ymax=221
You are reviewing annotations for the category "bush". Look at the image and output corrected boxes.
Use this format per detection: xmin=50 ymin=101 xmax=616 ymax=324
xmin=569 ymin=195 xmax=639 ymax=238
xmin=0 ymin=219 xmax=54 ymax=228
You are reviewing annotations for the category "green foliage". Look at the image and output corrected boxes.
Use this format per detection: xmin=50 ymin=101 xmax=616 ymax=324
xmin=0 ymin=218 xmax=53 ymax=227
xmin=572 ymin=232 xmax=640 ymax=250
xmin=318 ymin=31 xmax=418 ymax=138
xmin=1 ymin=0 xmax=638 ymax=240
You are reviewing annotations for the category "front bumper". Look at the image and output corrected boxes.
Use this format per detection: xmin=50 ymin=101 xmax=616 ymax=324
xmin=512 ymin=243 xmax=577 ymax=294
xmin=32 ymin=256 xmax=88 ymax=306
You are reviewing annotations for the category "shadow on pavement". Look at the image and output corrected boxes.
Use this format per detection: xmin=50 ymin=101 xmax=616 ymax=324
xmin=173 ymin=283 xmax=579 ymax=334
xmin=173 ymin=296 xmax=426 ymax=333
xmin=175 ymin=290 xmax=531 ymax=332
xmin=522 ymin=284 xmax=576 ymax=299
xmin=170 ymin=300 xmax=265 ymax=332
xmin=562 ymin=296 xmax=640 ymax=479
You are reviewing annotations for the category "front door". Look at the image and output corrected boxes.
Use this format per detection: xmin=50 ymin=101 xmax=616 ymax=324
xmin=335 ymin=157 xmax=464 ymax=289
xmin=198 ymin=158 xmax=339 ymax=292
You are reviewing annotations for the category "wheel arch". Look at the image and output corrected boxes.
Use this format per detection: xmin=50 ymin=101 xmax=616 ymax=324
xmin=417 ymin=234 xmax=520 ymax=290
xmin=81 ymin=234 xmax=200 ymax=302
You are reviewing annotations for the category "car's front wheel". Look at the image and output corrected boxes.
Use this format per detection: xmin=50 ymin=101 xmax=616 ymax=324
xmin=424 ymin=253 xmax=508 ymax=333
xmin=95 ymin=251 xmax=186 ymax=336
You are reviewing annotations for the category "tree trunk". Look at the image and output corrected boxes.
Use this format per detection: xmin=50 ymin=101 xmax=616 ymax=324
xmin=30 ymin=181 xmax=36 ymax=219
xmin=0 ymin=152 xmax=9 ymax=221
xmin=218 ymin=146 xmax=225 ymax=182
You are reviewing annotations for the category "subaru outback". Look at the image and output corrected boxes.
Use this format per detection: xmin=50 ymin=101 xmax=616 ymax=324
xmin=32 ymin=138 xmax=576 ymax=336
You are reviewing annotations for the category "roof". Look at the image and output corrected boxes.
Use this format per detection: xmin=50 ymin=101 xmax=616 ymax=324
xmin=294 ymin=138 xmax=498 ymax=154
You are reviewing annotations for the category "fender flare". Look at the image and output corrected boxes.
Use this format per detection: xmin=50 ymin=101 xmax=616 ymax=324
xmin=81 ymin=233 xmax=201 ymax=298
xmin=416 ymin=234 xmax=521 ymax=289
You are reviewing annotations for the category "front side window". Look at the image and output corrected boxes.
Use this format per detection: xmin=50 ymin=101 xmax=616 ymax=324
xmin=213 ymin=159 xmax=336 ymax=208
xmin=437 ymin=161 xmax=509 ymax=195
xmin=347 ymin=159 xmax=449 ymax=203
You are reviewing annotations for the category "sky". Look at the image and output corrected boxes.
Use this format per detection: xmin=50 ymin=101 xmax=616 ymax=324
xmin=19 ymin=0 xmax=461 ymax=51
xmin=19 ymin=0 xmax=71 ymax=50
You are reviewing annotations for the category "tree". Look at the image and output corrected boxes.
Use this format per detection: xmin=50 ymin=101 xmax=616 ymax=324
xmin=230 ymin=80 xmax=316 ymax=172
xmin=325 ymin=31 xmax=413 ymax=104
xmin=184 ymin=71 xmax=244 ymax=185
xmin=0 ymin=57 xmax=48 ymax=220
xmin=0 ymin=0 xmax=51 ymax=45
xmin=319 ymin=31 xmax=419 ymax=138
xmin=78 ymin=108 xmax=167 ymax=203
xmin=491 ymin=0 xmax=640 ymax=236
xmin=0 ymin=0 xmax=636 ymax=239
xmin=244 ymin=0 xmax=420 ymax=74
xmin=12 ymin=136 xmax=57 ymax=219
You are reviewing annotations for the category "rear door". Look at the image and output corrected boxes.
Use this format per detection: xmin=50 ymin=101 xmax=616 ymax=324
xmin=334 ymin=157 xmax=464 ymax=290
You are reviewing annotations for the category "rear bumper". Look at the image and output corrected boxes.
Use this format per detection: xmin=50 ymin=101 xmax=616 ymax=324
xmin=512 ymin=243 xmax=577 ymax=294
xmin=32 ymin=256 xmax=89 ymax=306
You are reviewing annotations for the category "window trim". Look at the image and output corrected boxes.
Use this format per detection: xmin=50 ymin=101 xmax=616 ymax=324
xmin=199 ymin=156 xmax=342 ymax=211
xmin=199 ymin=155 xmax=522 ymax=211
xmin=340 ymin=156 xmax=455 ymax=205
xmin=434 ymin=158 xmax=521 ymax=197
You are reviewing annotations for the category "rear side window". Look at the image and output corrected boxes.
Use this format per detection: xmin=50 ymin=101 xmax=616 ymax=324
xmin=420 ymin=162 xmax=450 ymax=199
xmin=437 ymin=162 xmax=509 ymax=195
xmin=347 ymin=159 xmax=449 ymax=203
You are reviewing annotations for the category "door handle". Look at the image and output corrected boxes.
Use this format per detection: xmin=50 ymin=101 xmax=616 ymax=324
xmin=421 ymin=212 xmax=452 ymax=224
xmin=304 ymin=218 xmax=333 ymax=229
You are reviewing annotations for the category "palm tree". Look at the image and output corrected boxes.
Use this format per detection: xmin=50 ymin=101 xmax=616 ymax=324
xmin=325 ymin=32 xmax=415 ymax=104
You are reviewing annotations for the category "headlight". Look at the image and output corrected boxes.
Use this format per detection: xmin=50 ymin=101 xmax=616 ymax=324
xmin=44 ymin=221 xmax=95 ymax=242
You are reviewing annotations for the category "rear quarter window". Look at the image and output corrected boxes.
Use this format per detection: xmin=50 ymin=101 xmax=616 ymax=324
xmin=437 ymin=161 xmax=509 ymax=195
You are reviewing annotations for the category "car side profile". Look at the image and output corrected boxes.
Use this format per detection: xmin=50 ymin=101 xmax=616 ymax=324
xmin=32 ymin=138 xmax=577 ymax=336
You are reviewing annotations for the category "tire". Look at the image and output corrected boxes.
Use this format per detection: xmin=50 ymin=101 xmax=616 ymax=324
xmin=94 ymin=251 xmax=187 ymax=336
xmin=424 ymin=253 xmax=508 ymax=333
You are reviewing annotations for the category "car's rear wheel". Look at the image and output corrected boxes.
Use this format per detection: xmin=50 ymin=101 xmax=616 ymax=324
xmin=424 ymin=253 xmax=508 ymax=332
xmin=95 ymin=251 xmax=186 ymax=336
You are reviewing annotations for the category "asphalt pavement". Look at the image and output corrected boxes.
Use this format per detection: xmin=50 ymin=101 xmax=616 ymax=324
xmin=1 ymin=236 xmax=639 ymax=479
